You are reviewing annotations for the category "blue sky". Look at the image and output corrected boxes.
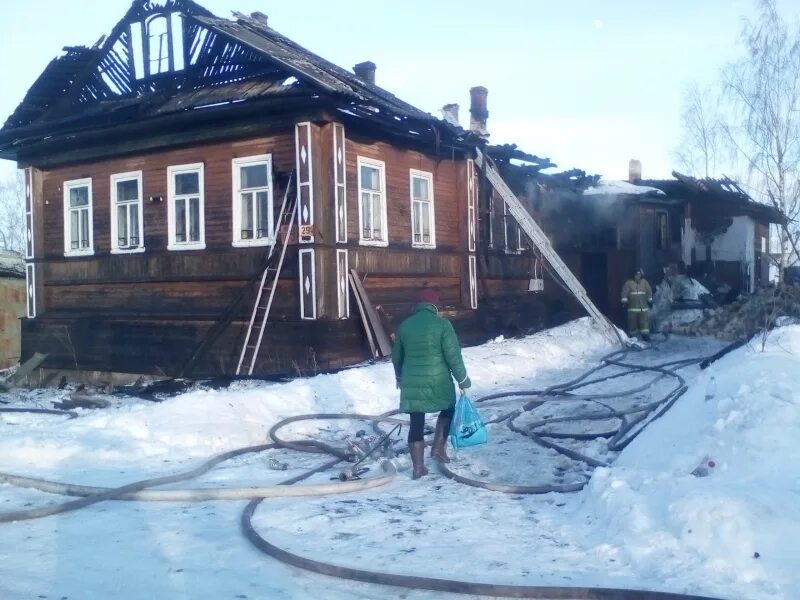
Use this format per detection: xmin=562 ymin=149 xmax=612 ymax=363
xmin=0 ymin=0 xmax=797 ymax=181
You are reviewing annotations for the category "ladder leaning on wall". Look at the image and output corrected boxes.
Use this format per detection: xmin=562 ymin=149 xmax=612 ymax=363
xmin=236 ymin=178 xmax=298 ymax=375
xmin=474 ymin=148 xmax=623 ymax=346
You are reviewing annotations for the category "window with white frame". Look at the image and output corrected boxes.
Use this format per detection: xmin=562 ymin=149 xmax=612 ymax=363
xmin=111 ymin=171 xmax=144 ymax=253
xmin=63 ymin=178 xmax=93 ymax=256
xmin=130 ymin=13 xmax=184 ymax=80
xmin=357 ymin=157 xmax=388 ymax=245
xmin=410 ymin=170 xmax=435 ymax=247
xmin=167 ymin=163 xmax=204 ymax=250
xmin=232 ymin=155 xmax=273 ymax=246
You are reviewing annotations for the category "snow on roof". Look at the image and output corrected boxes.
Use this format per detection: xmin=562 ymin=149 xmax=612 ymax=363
xmin=583 ymin=180 xmax=665 ymax=196
xmin=0 ymin=250 xmax=25 ymax=278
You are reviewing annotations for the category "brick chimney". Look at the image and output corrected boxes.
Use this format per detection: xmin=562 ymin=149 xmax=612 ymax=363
xmin=250 ymin=11 xmax=269 ymax=27
xmin=353 ymin=61 xmax=376 ymax=85
xmin=629 ymin=159 xmax=642 ymax=184
xmin=469 ymin=86 xmax=489 ymax=138
xmin=441 ymin=103 xmax=460 ymax=126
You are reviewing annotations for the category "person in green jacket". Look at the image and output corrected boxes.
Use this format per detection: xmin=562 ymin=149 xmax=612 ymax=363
xmin=392 ymin=288 xmax=471 ymax=479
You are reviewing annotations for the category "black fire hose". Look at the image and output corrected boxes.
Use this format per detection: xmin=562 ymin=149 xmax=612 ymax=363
xmin=0 ymin=346 xmax=729 ymax=599
xmin=241 ymin=498 xmax=724 ymax=600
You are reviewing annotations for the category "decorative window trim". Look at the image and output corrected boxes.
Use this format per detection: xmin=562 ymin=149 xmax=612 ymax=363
xmin=167 ymin=163 xmax=205 ymax=251
xmin=409 ymin=169 xmax=436 ymax=249
xmin=336 ymin=249 xmax=350 ymax=319
xmin=110 ymin=171 xmax=145 ymax=254
xmin=357 ymin=156 xmax=389 ymax=247
xmin=487 ymin=191 xmax=494 ymax=248
xmin=503 ymin=201 xmax=522 ymax=255
xmin=467 ymin=159 xmax=476 ymax=252
xmin=25 ymin=168 xmax=34 ymax=259
xmin=468 ymin=255 xmax=478 ymax=309
xmin=63 ymin=178 xmax=94 ymax=257
xmin=295 ymin=122 xmax=315 ymax=243
xmin=25 ymin=263 xmax=36 ymax=319
xmin=231 ymin=154 xmax=274 ymax=248
xmin=333 ymin=123 xmax=347 ymax=244
xmin=299 ymin=248 xmax=317 ymax=320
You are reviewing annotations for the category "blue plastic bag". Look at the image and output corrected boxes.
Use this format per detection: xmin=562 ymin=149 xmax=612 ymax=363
xmin=449 ymin=393 xmax=487 ymax=448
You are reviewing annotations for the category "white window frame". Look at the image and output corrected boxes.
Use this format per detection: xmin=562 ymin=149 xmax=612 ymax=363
xmin=167 ymin=163 xmax=205 ymax=251
xmin=357 ymin=156 xmax=389 ymax=247
xmin=409 ymin=169 xmax=436 ymax=249
xmin=110 ymin=171 xmax=145 ymax=254
xmin=63 ymin=178 xmax=94 ymax=257
xmin=231 ymin=155 xmax=274 ymax=248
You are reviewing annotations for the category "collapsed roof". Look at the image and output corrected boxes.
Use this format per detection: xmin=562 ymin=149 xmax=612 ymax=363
xmin=0 ymin=0 xmax=475 ymax=164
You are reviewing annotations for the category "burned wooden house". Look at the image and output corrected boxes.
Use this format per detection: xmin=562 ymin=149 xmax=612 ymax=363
xmin=0 ymin=0 xmax=583 ymax=380
xmin=502 ymin=160 xmax=784 ymax=324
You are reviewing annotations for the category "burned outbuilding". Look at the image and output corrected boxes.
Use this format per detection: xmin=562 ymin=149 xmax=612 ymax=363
xmin=493 ymin=158 xmax=784 ymax=327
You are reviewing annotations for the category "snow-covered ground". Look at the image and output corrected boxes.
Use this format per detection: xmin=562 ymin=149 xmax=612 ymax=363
xmin=1 ymin=318 xmax=798 ymax=599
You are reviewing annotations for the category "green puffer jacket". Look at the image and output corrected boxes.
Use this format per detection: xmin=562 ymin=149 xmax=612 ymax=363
xmin=392 ymin=303 xmax=471 ymax=414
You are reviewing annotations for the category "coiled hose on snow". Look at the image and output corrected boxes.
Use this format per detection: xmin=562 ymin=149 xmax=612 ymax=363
xmin=0 ymin=345 xmax=727 ymax=599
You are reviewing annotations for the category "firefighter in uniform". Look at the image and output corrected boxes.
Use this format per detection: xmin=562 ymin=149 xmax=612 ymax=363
xmin=620 ymin=268 xmax=653 ymax=341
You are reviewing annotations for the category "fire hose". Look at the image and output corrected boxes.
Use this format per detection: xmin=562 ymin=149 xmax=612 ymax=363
xmin=0 ymin=345 xmax=727 ymax=599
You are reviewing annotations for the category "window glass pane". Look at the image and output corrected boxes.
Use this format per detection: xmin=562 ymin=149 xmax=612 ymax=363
xmin=175 ymin=198 xmax=186 ymax=241
xmin=240 ymin=192 xmax=253 ymax=239
xmin=360 ymin=165 xmax=380 ymax=191
xmin=117 ymin=205 xmax=128 ymax=245
xmin=412 ymin=202 xmax=421 ymax=241
xmin=175 ymin=172 xmax=199 ymax=195
xmin=421 ymin=206 xmax=431 ymax=239
xmin=372 ymin=194 xmax=383 ymax=238
xmin=413 ymin=177 xmax=428 ymax=200
xmin=256 ymin=191 xmax=270 ymax=237
xmin=361 ymin=192 xmax=372 ymax=238
xmin=70 ymin=211 xmax=79 ymax=248
xmin=80 ymin=210 xmax=89 ymax=247
xmin=189 ymin=197 xmax=200 ymax=242
xmin=117 ymin=179 xmax=139 ymax=202
xmin=240 ymin=164 xmax=269 ymax=189
xmin=69 ymin=186 xmax=89 ymax=207
xmin=130 ymin=206 xmax=139 ymax=246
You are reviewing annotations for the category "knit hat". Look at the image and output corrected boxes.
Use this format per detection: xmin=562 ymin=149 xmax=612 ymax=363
xmin=415 ymin=288 xmax=440 ymax=306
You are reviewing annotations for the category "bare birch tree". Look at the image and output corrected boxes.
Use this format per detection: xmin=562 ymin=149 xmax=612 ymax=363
xmin=722 ymin=0 xmax=800 ymax=275
xmin=0 ymin=170 xmax=25 ymax=254
xmin=674 ymin=83 xmax=723 ymax=178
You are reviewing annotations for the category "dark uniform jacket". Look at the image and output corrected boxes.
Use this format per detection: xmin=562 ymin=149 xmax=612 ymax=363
xmin=621 ymin=278 xmax=653 ymax=311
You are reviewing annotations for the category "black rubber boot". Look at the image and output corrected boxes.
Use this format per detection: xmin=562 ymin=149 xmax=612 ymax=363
xmin=430 ymin=413 xmax=452 ymax=463
xmin=410 ymin=441 xmax=428 ymax=479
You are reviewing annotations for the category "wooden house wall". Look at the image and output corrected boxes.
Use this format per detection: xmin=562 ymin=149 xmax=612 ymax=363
xmin=342 ymin=137 xmax=469 ymax=323
xmin=22 ymin=121 xmax=568 ymax=378
xmin=36 ymin=132 xmax=298 ymax=320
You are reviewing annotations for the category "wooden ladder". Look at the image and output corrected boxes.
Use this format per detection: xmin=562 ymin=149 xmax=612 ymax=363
xmin=474 ymin=149 xmax=623 ymax=345
xmin=235 ymin=184 xmax=298 ymax=375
